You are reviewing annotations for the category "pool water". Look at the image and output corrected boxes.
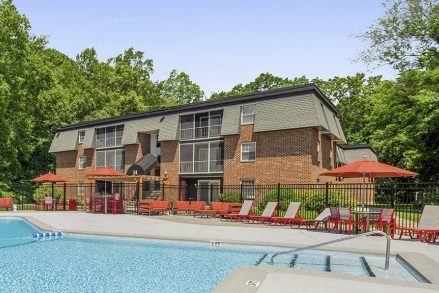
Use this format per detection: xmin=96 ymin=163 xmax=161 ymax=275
xmin=0 ymin=217 xmax=419 ymax=292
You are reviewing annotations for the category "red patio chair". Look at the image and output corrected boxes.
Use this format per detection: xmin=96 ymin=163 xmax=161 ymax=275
xmin=374 ymin=208 xmax=395 ymax=237
xmin=108 ymin=193 xmax=123 ymax=214
xmin=337 ymin=207 xmax=366 ymax=235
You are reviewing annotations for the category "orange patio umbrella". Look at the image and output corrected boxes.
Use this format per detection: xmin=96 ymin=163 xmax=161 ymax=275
xmin=319 ymin=159 xmax=418 ymax=180
xmin=320 ymin=159 xmax=417 ymax=204
xmin=85 ymin=167 xmax=125 ymax=177
xmin=31 ymin=172 xmax=67 ymax=202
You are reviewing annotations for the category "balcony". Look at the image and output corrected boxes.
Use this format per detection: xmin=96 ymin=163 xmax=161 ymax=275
xmin=180 ymin=125 xmax=221 ymax=140
xmin=180 ymin=160 xmax=224 ymax=174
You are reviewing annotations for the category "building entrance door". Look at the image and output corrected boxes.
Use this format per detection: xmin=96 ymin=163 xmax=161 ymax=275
xmin=197 ymin=180 xmax=221 ymax=203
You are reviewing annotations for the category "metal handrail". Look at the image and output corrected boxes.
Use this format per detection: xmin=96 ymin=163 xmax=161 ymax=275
xmin=269 ymin=230 xmax=391 ymax=270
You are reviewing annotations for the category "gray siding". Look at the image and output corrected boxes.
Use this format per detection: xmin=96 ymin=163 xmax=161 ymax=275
xmin=122 ymin=117 xmax=161 ymax=145
xmin=254 ymin=94 xmax=319 ymax=133
xmin=220 ymin=105 xmax=240 ymax=135
xmin=83 ymin=128 xmax=95 ymax=149
xmin=314 ymin=96 xmax=347 ymax=143
xmin=157 ymin=114 xmax=179 ymax=141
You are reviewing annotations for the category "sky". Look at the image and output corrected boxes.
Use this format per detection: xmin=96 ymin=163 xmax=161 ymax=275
xmin=14 ymin=0 xmax=396 ymax=96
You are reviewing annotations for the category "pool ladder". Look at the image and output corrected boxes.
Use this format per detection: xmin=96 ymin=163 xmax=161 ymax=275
xmin=269 ymin=230 xmax=391 ymax=270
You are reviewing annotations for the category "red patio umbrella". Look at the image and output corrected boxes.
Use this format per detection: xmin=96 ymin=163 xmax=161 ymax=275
xmin=319 ymin=160 xmax=418 ymax=180
xmin=320 ymin=159 xmax=417 ymax=204
xmin=31 ymin=172 xmax=67 ymax=204
xmin=85 ymin=167 xmax=125 ymax=177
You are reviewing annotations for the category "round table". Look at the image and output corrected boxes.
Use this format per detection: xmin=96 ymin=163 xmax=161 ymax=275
xmin=351 ymin=210 xmax=381 ymax=232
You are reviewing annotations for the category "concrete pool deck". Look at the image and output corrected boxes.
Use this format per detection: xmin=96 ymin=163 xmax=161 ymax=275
xmin=1 ymin=211 xmax=438 ymax=292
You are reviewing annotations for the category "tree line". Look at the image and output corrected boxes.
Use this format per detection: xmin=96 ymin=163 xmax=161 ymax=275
xmin=0 ymin=0 xmax=438 ymax=198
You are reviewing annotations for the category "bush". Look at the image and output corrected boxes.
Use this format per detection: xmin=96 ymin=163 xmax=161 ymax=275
xmin=218 ymin=192 xmax=242 ymax=203
xmin=33 ymin=184 xmax=64 ymax=202
xmin=258 ymin=188 xmax=300 ymax=214
xmin=258 ymin=187 xmax=358 ymax=215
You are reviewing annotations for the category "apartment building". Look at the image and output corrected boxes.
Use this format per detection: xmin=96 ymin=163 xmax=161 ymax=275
xmin=49 ymin=84 xmax=368 ymax=202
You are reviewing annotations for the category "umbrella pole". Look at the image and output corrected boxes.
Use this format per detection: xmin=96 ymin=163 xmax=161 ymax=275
xmin=52 ymin=182 xmax=54 ymax=209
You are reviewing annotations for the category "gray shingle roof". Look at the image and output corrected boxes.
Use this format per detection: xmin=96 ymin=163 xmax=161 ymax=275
xmin=336 ymin=144 xmax=378 ymax=164
xmin=49 ymin=131 xmax=78 ymax=153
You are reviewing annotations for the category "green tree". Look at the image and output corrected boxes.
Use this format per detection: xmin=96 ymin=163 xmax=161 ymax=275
xmin=359 ymin=0 xmax=439 ymax=70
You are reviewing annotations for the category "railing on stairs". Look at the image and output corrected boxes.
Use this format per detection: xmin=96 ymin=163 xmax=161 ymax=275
xmin=269 ymin=230 xmax=391 ymax=270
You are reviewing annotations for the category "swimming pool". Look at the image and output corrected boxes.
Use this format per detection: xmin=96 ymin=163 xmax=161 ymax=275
xmin=0 ymin=217 xmax=421 ymax=292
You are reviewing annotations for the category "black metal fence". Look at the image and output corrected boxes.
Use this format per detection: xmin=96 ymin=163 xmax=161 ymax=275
xmin=5 ymin=181 xmax=439 ymax=229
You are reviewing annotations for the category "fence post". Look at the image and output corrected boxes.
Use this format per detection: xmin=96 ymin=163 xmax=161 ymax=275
xmin=390 ymin=183 xmax=395 ymax=208
xmin=240 ymin=184 xmax=243 ymax=202
xmin=161 ymin=182 xmax=165 ymax=201
xmin=63 ymin=183 xmax=67 ymax=211
xmin=325 ymin=182 xmax=329 ymax=207
xmin=277 ymin=183 xmax=281 ymax=216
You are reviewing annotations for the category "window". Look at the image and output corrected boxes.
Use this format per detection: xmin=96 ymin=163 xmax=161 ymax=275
xmin=78 ymin=130 xmax=85 ymax=144
xmin=96 ymin=149 xmax=125 ymax=172
xmin=241 ymin=104 xmax=256 ymax=125
xmin=241 ymin=179 xmax=255 ymax=199
xmin=241 ymin=142 xmax=256 ymax=162
xmin=179 ymin=111 xmax=223 ymax=140
xmin=95 ymin=125 xmax=124 ymax=148
xmin=79 ymin=156 xmax=87 ymax=170
xmin=179 ymin=141 xmax=224 ymax=173
xmin=78 ymin=181 xmax=85 ymax=196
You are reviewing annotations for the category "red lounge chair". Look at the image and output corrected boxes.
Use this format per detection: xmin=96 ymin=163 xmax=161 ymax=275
xmin=173 ymin=201 xmax=191 ymax=214
xmin=217 ymin=203 xmax=233 ymax=217
xmin=395 ymin=205 xmax=439 ymax=243
xmin=138 ymin=200 xmax=153 ymax=214
xmin=248 ymin=202 xmax=278 ymax=224
xmin=108 ymin=193 xmax=123 ymax=214
xmin=269 ymin=202 xmax=302 ymax=226
xmin=222 ymin=200 xmax=254 ymax=221
xmin=305 ymin=208 xmax=331 ymax=229
xmin=193 ymin=202 xmax=223 ymax=217
xmin=187 ymin=201 xmax=206 ymax=215
xmin=138 ymin=200 xmax=170 ymax=215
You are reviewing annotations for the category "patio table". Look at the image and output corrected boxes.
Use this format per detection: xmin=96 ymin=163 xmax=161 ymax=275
xmin=351 ymin=210 xmax=381 ymax=232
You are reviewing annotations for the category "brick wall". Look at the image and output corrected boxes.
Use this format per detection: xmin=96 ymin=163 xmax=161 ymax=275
xmin=223 ymin=126 xmax=318 ymax=185
xmin=159 ymin=140 xmax=180 ymax=201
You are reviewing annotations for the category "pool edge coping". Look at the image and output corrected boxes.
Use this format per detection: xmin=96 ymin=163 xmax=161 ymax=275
xmin=212 ymin=266 xmax=439 ymax=293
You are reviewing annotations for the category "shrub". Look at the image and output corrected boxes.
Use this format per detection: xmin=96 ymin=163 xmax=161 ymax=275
xmin=258 ymin=187 xmax=358 ymax=215
xmin=258 ymin=188 xmax=301 ymax=214
xmin=33 ymin=184 xmax=64 ymax=202
xmin=218 ymin=192 xmax=242 ymax=203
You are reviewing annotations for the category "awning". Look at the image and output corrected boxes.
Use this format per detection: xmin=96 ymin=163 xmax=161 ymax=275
xmin=127 ymin=154 xmax=159 ymax=176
